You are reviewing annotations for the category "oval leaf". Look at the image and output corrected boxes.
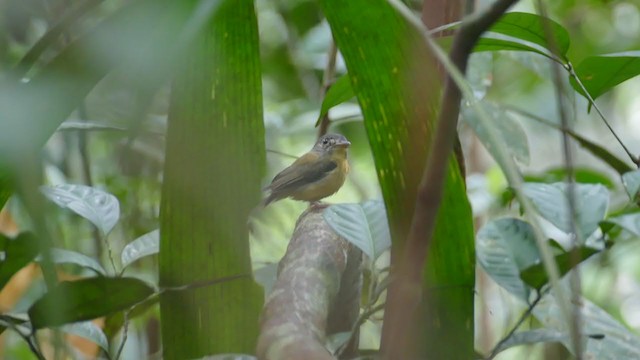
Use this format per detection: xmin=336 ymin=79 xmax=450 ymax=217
xmin=522 ymin=182 xmax=609 ymax=239
xmin=494 ymin=329 xmax=568 ymax=354
xmin=474 ymin=36 xmax=555 ymax=59
xmin=121 ymin=229 xmax=159 ymax=269
xmin=462 ymin=101 xmax=529 ymax=165
xmin=0 ymin=233 xmax=39 ymax=290
xmin=534 ymin=295 xmax=640 ymax=358
xmin=315 ymin=75 xmax=356 ymax=127
xmin=28 ymin=277 xmax=154 ymax=329
xmin=622 ymin=170 xmax=640 ymax=201
xmin=476 ymin=218 xmax=540 ymax=300
xmin=604 ymin=213 xmax=640 ymax=237
xmin=571 ymin=52 xmax=640 ymax=101
xmin=520 ymin=246 xmax=599 ymax=290
xmin=489 ymin=12 xmax=570 ymax=58
xmin=60 ymin=321 xmax=109 ymax=352
xmin=41 ymin=184 xmax=120 ymax=235
xmin=323 ymin=200 xmax=391 ymax=260
xmin=36 ymin=248 xmax=106 ymax=275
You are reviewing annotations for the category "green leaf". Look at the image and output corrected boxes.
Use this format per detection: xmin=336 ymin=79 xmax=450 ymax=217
xmin=476 ymin=218 xmax=540 ymax=300
xmin=0 ymin=233 xmax=39 ymax=290
xmin=461 ymin=101 xmax=529 ymax=165
xmin=571 ymin=52 xmax=640 ymax=101
xmin=28 ymin=277 xmax=154 ymax=329
xmin=534 ymin=295 xmax=640 ymax=357
xmin=324 ymin=200 xmax=391 ymax=260
xmin=622 ymin=170 xmax=640 ymax=201
xmin=60 ymin=321 xmax=109 ymax=352
xmin=604 ymin=213 xmax=640 ymax=237
xmin=488 ymin=12 xmax=570 ymax=59
xmin=522 ymin=182 xmax=609 ymax=238
xmin=41 ymin=184 xmax=120 ymax=235
xmin=520 ymin=246 xmax=599 ymax=290
xmin=36 ymin=248 xmax=106 ymax=275
xmin=524 ymin=168 xmax=614 ymax=189
xmin=121 ymin=229 xmax=159 ymax=269
xmin=474 ymin=37 xmax=555 ymax=59
xmin=567 ymin=131 xmax=634 ymax=175
xmin=315 ymin=75 xmax=355 ymax=127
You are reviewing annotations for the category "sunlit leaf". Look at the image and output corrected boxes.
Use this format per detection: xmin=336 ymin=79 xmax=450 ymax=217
xmin=121 ymin=229 xmax=159 ymax=269
xmin=524 ymin=168 xmax=614 ymax=189
xmin=324 ymin=200 xmax=391 ymax=260
xmin=28 ymin=277 xmax=154 ymax=328
xmin=461 ymin=101 xmax=529 ymax=165
xmin=315 ymin=75 xmax=355 ymax=127
xmin=36 ymin=248 xmax=106 ymax=275
xmin=622 ymin=170 xmax=640 ymax=201
xmin=60 ymin=321 xmax=109 ymax=352
xmin=41 ymin=184 xmax=120 ymax=235
xmin=522 ymin=182 xmax=609 ymax=239
xmin=476 ymin=218 xmax=539 ymax=300
xmin=571 ymin=52 xmax=640 ymax=101
xmin=488 ymin=12 xmax=570 ymax=58
xmin=253 ymin=263 xmax=278 ymax=296
xmin=520 ymin=246 xmax=599 ymax=290
xmin=567 ymin=131 xmax=634 ymax=175
xmin=0 ymin=233 xmax=39 ymax=290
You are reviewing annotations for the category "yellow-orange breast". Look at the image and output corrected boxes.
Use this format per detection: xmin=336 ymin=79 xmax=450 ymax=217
xmin=291 ymin=157 xmax=349 ymax=202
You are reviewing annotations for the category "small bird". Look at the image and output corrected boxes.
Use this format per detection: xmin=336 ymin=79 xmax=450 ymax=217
xmin=263 ymin=133 xmax=351 ymax=206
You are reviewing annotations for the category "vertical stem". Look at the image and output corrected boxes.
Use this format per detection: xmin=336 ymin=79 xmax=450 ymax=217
xmin=317 ymin=40 xmax=338 ymax=138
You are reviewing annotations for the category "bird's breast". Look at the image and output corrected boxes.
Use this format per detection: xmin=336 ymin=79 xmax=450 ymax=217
xmin=291 ymin=159 xmax=348 ymax=202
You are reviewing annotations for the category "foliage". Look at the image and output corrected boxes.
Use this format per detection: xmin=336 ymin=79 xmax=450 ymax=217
xmin=1 ymin=0 xmax=640 ymax=359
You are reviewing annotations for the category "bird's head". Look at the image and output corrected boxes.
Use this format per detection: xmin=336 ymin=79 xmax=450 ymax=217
xmin=313 ymin=133 xmax=351 ymax=155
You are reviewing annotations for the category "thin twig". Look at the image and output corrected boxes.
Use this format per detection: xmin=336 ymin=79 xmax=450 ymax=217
xmin=318 ymin=39 xmax=339 ymax=137
xmin=336 ymin=302 xmax=386 ymax=358
xmin=114 ymin=311 xmax=130 ymax=360
xmin=160 ymin=273 xmax=249 ymax=293
xmin=485 ymin=291 xmax=546 ymax=360
xmin=536 ymin=2 xmax=583 ymax=358
xmin=266 ymin=149 xmax=298 ymax=160
xmin=567 ymin=65 xmax=638 ymax=166
xmin=380 ymin=0 xmax=520 ymax=357
xmin=2 ymin=319 xmax=46 ymax=360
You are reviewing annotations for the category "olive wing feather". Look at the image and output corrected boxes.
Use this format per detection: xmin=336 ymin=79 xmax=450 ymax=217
xmin=267 ymin=158 xmax=338 ymax=194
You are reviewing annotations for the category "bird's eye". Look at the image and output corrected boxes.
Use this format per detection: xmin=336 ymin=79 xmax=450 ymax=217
xmin=322 ymin=138 xmax=329 ymax=145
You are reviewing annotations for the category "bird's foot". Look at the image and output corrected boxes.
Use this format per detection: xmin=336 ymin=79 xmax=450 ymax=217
xmin=309 ymin=201 xmax=328 ymax=210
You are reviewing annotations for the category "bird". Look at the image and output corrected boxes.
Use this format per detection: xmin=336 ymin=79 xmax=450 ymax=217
xmin=263 ymin=133 xmax=351 ymax=206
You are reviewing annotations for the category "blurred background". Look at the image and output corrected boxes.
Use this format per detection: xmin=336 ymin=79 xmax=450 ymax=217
xmin=0 ymin=0 xmax=640 ymax=358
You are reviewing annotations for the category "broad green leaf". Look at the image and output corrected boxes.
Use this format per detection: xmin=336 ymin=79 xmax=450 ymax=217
xmin=0 ymin=168 xmax=12 ymax=211
xmin=41 ymin=184 xmax=120 ymax=235
xmin=476 ymin=218 xmax=540 ymax=300
xmin=461 ymin=101 xmax=529 ymax=165
xmin=493 ymin=329 xmax=568 ymax=354
xmin=121 ymin=229 xmax=159 ymax=269
xmin=622 ymin=170 xmax=640 ymax=200
xmin=566 ymin=131 xmax=634 ymax=175
xmin=520 ymin=246 xmax=599 ymax=290
xmin=321 ymin=1 xmax=476 ymax=357
xmin=60 ymin=321 xmax=109 ymax=352
xmin=0 ymin=233 xmax=39 ymax=290
xmin=571 ymin=52 xmax=640 ymax=101
xmin=488 ymin=12 xmax=570 ymax=59
xmin=315 ymin=75 xmax=355 ymax=127
xmin=524 ymin=168 xmax=614 ymax=189
xmin=36 ymin=248 xmax=106 ymax=275
xmin=324 ymin=200 xmax=391 ymax=260
xmin=604 ymin=213 xmax=640 ymax=237
xmin=28 ymin=277 xmax=154 ymax=328
xmin=474 ymin=37 xmax=554 ymax=59
xmin=522 ymin=182 xmax=609 ymax=238
xmin=534 ymin=295 xmax=640 ymax=358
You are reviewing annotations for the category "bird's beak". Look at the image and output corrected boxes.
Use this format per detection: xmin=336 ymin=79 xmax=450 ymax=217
xmin=335 ymin=140 xmax=351 ymax=148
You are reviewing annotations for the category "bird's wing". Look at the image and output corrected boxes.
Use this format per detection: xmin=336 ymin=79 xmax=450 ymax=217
xmin=267 ymin=156 xmax=337 ymax=194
